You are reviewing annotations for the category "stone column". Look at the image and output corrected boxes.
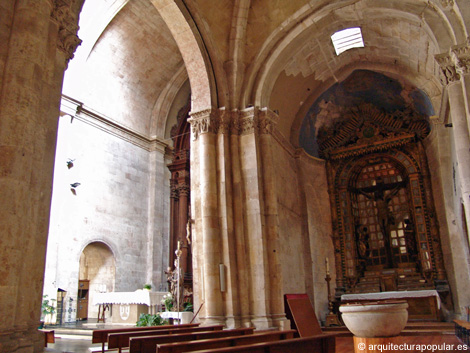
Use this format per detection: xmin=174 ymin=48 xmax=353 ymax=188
xmin=436 ymin=46 xmax=470 ymax=238
xmin=258 ymin=109 xmax=290 ymax=330
xmin=229 ymin=110 xmax=251 ymax=327
xmin=0 ymin=1 xmax=80 ymax=352
xmin=188 ymin=109 xmax=224 ymax=325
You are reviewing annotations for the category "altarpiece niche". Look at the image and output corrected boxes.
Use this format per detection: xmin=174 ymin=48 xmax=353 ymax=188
xmin=320 ymin=104 xmax=448 ymax=296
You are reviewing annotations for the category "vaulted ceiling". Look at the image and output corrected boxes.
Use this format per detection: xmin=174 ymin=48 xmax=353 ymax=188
xmin=63 ymin=0 xmax=468 ymax=145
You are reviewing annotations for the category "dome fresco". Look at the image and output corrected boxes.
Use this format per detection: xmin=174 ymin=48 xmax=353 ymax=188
xmin=299 ymin=70 xmax=434 ymax=158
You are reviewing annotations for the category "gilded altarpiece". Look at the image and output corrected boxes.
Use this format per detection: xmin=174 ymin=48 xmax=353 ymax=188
xmin=321 ymin=105 xmax=448 ymax=295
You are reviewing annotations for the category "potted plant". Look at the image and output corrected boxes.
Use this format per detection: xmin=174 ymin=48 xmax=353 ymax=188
xmin=143 ymin=283 xmax=152 ymax=291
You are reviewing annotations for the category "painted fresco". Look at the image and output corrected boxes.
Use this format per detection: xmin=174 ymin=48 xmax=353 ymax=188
xmin=299 ymin=70 xmax=434 ymax=157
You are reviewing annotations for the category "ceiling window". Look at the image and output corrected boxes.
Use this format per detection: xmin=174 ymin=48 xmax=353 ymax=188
xmin=331 ymin=27 xmax=364 ymax=55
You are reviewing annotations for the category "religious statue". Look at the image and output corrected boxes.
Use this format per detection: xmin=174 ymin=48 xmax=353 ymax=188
xmin=350 ymin=177 xmax=406 ymax=268
xmin=404 ymin=218 xmax=418 ymax=259
xmin=355 ymin=225 xmax=370 ymax=260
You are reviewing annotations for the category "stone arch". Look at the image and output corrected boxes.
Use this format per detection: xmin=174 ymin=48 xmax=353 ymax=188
xmin=243 ymin=0 xmax=462 ymax=108
xmin=151 ymin=0 xmax=217 ymax=112
xmin=78 ymin=241 xmax=116 ymax=319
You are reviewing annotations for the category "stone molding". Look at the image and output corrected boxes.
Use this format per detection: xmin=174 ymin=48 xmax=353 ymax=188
xmin=188 ymin=107 xmax=279 ymax=139
xmin=435 ymin=39 xmax=470 ymax=85
xmin=51 ymin=0 xmax=82 ymax=65
xmin=60 ymin=95 xmax=168 ymax=153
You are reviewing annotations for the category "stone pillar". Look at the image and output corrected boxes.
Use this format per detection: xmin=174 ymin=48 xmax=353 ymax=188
xmin=258 ymin=109 xmax=290 ymax=330
xmin=229 ymin=110 xmax=251 ymax=327
xmin=436 ymin=45 xmax=470 ymax=238
xmin=188 ymin=109 xmax=224 ymax=325
xmin=0 ymin=1 xmax=81 ymax=352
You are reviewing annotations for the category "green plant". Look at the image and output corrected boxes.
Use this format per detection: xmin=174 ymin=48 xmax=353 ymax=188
xmin=136 ymin=313 xmax=168 ymax=327
xmin=41 ymin=295 xmax=56 ymax=323
xmin=183 ymin=302 xmax=193 ymax=312
xmin=143 ymin=283 xmax=152 ymax=290
xmin=161 ymin=293 xmax=174 ymax=311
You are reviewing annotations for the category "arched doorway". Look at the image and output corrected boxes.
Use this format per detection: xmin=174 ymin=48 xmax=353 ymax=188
xmin=78 ymin=242 xmax=116 ymax=321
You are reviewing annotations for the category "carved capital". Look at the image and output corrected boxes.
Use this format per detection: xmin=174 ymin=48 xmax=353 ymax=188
xmin=177 ymin=184 xmax=190 ymax=197
xmin=170 ymin=181 xmax=179 ymax=199
xmin=51 ymin=0 xmax=82 ymax=65
xmin=218 ymin=108 xmax=231 ymax=135
xmin=435 ymin=52 xmax=460 ymax=85
xmin=439 ymin=0 xmax=454 ymax=7
xmin=188 ymin=108 xmax=219 ymax=140
xmin=238 ymin=107 xmax=259 ymax=135
xmin=436 ymin=39 xmax=470 ymax=85
xmin=258 ymin=108 xmax=279 ymax=135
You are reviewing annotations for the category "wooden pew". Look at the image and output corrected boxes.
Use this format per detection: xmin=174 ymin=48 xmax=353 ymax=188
xmin=109 ymin=325 xmax=225 ymax=353
xmin=156 ymin=329 xmax=296 ymax=353
xmin=92 ymin=323 xmax=200 ymax=353
xmin=129 ymin=328 xmax=255 ymax=353
xmin=186 ymin=333 xmax=337 ymax=353
xmin=454 ymin=320 xmax=470 ymax=346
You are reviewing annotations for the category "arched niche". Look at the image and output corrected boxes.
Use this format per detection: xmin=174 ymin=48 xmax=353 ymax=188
xmin=78 ymin=241 xmax=116 ymax=320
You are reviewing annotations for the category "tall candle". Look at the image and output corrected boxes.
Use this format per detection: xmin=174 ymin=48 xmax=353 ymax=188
xmin=326 ymin=258 xmax=330 ymax=274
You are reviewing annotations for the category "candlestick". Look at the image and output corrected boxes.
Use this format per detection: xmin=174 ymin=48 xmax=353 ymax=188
xmin=325 ymin=257 xmax=330 ymax=275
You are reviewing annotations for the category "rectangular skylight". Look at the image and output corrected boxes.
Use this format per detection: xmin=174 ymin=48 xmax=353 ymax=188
xmin=331 ymin=27 xmax=364 ymax=55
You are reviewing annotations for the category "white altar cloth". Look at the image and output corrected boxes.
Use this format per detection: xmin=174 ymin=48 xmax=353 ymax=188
xmin=93 ymin=290 xmax=167 ymax=306
xmin=341 ymin=290 xmax=440 ymax=309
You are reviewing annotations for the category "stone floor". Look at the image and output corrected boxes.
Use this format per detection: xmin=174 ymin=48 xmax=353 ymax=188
xmin=43 ymin=320 xmax=132 ymax=353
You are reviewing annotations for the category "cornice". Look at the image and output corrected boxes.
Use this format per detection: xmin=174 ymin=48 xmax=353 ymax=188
xmin=60 ymin=95 xmax=168 ymax=153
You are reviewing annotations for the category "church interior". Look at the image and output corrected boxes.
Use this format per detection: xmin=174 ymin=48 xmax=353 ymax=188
xmin=2 ymin=0 xmax=470 ymax=352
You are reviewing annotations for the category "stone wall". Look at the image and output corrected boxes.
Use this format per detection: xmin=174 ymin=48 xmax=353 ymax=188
xmin=297 ymin=152 xmax=334 ymax=323
xmin=43 ymin=109 xmax=170 ymax=323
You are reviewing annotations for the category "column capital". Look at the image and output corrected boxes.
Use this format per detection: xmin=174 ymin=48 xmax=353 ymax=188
xmin=435 ymin=38 xmax=470 ymax=85
xmin=188 ymin=108 xmax=219 ymax=140
xmin=232 ymin=107 xmax=279 ymax=136
xmin=50 ymin=0 xmax=82 ymax=66
xmin=188 ymin=107 xmax=280 ymax=138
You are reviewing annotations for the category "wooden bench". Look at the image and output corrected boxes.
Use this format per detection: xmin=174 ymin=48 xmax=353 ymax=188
xmin=156 ymin=329 xmax=296 ymax=353
xmin=129 ymin=327 xmax=255 ymax=353
xmin=187 ymin=333 xmax=336 ymax=353
xmin=454 ymin=320 xmax=470 ymax=346
xmin=92 ymin=323 xmax=200 ymax=352
xmin=109 ymin=325 xmax=225 ymax=353
xmin=39 ymin=329 xmax=55 ymax=347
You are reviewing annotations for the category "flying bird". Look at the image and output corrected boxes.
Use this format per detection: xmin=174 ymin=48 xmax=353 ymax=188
xmin=70 ymin=182 xmax=81 ymax=188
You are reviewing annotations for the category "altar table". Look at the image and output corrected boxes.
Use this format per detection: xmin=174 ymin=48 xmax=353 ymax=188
xmin=93 ymin=290 xmax=168 ymax=323
xmin=341 ymin=290 xmax=441 ymax=321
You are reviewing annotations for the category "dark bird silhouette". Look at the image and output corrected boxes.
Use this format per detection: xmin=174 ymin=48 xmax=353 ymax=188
xmin=66 ymin=159 xmax=75 ymax=169
xmin=70 ymin=182 xmax=81 ymax=188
